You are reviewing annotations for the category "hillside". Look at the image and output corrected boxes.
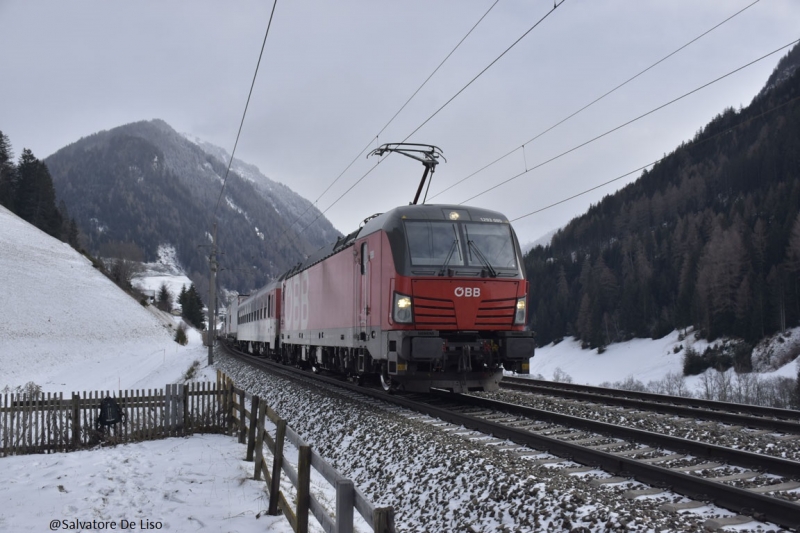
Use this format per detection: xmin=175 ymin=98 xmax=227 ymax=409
xmin=0 ymin=204 xmax=210 ymax=393
xmin=44 ymin=119 xmax=340 ymax=296
xmin=525 ymin=45 xmax=800 ymax=368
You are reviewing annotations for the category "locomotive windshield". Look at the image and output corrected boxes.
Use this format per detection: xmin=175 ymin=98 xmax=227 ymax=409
xmin=406 ymin=221 xmax=464 ymax=267
xmin=463 ymin=222 xmax=517 ymax=270
xmin=403 ymin=220 xmax=518 ymax=272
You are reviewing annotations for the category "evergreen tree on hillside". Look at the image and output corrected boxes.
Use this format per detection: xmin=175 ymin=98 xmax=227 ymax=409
xmin=177 ymin=285 xmax=188 ymax=310
xmin=15 ymin=148 xmax=62 ymax=238
xmin=0 ymin=131 xmax=17 ymax=211
xmin=525 ymin=52 xmax=800 ymax=352
xmin=181 ymin=284 xmax=205 ymax=330
xmin=157 ymin=283 xmax=172 ymax=312
xmin=57 ymin=200 xmax=81 ymax=250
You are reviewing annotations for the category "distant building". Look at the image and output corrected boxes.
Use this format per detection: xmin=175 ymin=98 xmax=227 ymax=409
xmin=142 ymin=289 xmax=156 ymax=304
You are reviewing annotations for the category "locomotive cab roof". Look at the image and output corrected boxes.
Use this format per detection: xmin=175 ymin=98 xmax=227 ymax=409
xmin=289 ymin=204 xmax=522 ymax=279
xmin=359 ymin=204 xmax=511 ymax=236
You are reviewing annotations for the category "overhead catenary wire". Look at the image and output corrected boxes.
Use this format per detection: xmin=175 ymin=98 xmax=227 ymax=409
xmin=293 ymin=0 xmax=566 ymax=239
xmin=429 ymin=0 xmax=762 ymax=201
xmin=213 ymin=0 xmax=279 ymax=219
xmin=456 ymin=37 xmax=800 ymax=206
xmin=274 ymin=0 xmax=501 ymax=244
xmin=401 ymin=0 xmax=565 ymax=142
xmin=510 ymin=92 xmax=800 ymax=223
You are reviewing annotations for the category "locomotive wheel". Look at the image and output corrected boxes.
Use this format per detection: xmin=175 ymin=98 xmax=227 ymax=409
xmin=380 ymin=364 xmax=394 ymax=392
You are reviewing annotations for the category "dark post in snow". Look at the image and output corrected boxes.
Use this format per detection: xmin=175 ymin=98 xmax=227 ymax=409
xmin=208 ymin=223 xmax=218 ymax=366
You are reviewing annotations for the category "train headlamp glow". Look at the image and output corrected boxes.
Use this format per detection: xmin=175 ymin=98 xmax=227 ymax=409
xmin=514 ymin=297 xmax=527 ymax=325
xmin=448 ymin=211 xmax=460 ymax=220
xmin=393 ymin=292 xmax=413 ymax=324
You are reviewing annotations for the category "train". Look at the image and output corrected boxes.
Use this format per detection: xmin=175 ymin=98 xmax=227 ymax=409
xmin=222 ymin=203 xmax=535 ymax=393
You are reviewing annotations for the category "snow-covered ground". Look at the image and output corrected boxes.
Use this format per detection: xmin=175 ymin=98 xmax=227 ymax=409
xmin=130 ymin=244 xmax=194 ymax=309
xmin=530 ymin=328 xmax=800 ymax=394
xmin=0 ymin=435 xmax=294 ymax=533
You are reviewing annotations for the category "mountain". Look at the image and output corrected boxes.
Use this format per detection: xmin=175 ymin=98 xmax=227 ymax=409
xmin=183 ymin=135 xmax=339 ymax=252
xmin=756 ymin=40 xmax=800 ymax=101
xmin=45 ymin=119 xmax=341 ymax=295
xmin=524 ymin=44 xmax=800 ymax=368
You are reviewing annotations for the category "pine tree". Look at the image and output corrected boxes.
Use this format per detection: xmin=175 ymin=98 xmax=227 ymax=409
xmin=15 ymin=149 xmax=62 ymax=237
xmin=182 ymin=284 xmax=205 ymax=330
xmin=174 ymin=323 xmax=188 ymax=346
xmin=157 ymin=283 xmax=172 ymax=312
xmin=0 ymin=130 xmax=17 ymax=210
xmin=178 ymin=285 xmax=188 ymax=310
xmin=67 ymin=218 xmax=80 ymax=249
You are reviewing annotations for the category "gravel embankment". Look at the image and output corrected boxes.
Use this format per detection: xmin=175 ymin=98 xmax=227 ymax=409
xmin=217 ymin=354 xmax=787 ymax=532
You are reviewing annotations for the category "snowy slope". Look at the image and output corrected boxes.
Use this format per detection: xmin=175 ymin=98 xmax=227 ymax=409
xmin=0 ymin=206 xmax=301 ymax=532
xmin=0 ymin=205 xmax=212 ymax=393
xmin=530 ymin=328 xmax=800 ymax=393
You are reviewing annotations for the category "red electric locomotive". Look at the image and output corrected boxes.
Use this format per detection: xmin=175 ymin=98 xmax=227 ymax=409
xmin=225 ymin=144 xmax=535 ymax=392
xmin=278 ymin=202 xmax=534 ymax=392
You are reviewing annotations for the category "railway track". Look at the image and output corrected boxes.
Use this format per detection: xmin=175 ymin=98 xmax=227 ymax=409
xmin=221 ymin=343 xmax=800 ymax=530
xmin=501 ymin=376 xmax=800 ymax=433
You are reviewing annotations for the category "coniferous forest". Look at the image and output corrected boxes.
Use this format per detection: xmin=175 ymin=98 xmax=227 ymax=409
xmin=0 ymin=131 xmax=79 ymax=248
xmin=525 ymin=47 xmax=800 ymax=369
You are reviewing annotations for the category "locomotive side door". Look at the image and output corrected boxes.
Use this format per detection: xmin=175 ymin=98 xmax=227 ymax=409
xmin=357 ymin=241 xmax=369 ymax=340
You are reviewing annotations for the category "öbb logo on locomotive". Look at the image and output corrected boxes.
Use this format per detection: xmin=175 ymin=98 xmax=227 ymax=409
xmin=222 ymin=144 xmax=535 ymax=394
xmin=454 ymin=287 xmax=481 ymax=298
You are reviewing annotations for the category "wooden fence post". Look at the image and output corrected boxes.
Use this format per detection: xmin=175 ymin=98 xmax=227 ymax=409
xmin=228 ymin=383 xmax=236 ymax=435
xmin=182 ymin=384 xmax=189 ymax=436
xmin=238 ymin=389 xmax=246 ymax=444
xmin=253 ymin=403 xmax=266 ymax=481
xmin=335 ymin=479 xmax=354 ymax=533
xmin=2 ymin=393 xmax=7 ymax=457
xmin=71 ymin=393 xmax=80 ymax=449
xmin=373 ymin=508 xmax=396 ymax=533
xmin=246 ymin=395 xmax=260 ymax=461
xmin=297 ymin=445 xmax=311 ymax=533
xmin=165 ymin=384 xmax=173 ymax=437
xmin=268 ymin=419 xmax=286 ymax=516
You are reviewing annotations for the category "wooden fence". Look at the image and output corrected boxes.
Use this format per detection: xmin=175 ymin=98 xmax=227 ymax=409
xmin=219 ymin=371 xmax=396 ymax=533
xmin=1 ymin=373 xmax=395 ymax=533
xmin=1 ymin=381 xmax=224 ymax=455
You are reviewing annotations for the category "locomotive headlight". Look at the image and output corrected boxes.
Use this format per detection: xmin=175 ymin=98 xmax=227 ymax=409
xmin=514 ymin=297 xmax=527 ymax=325
xmin=393 ymin=292 xmax=413 ymax=324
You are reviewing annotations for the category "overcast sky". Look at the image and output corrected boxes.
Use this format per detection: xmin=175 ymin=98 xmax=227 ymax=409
xmin=2 ymin=0 xmax=799 ymax=245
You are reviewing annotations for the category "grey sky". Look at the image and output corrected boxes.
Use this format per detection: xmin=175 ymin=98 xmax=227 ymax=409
xmin=2 ymin=1 xmax=798 ymax=245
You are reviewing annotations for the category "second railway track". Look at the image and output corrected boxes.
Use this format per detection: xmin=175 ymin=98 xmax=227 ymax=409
xmin=501 ymin=376 xmax=800 ymax=434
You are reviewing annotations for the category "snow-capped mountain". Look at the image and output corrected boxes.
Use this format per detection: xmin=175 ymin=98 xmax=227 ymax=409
xmin=45 ymin=119 xmax=341 ymax=295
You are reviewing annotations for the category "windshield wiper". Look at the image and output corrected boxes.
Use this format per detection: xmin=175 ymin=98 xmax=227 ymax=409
xmin=438 ymin=239 xmax=459 ymax=276
xmin=468 ymin=240 xmax=497 ymax=278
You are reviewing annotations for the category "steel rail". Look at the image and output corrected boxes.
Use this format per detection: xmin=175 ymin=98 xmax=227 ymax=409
xmin=420 ymin=392 xmax=800 ymax=530
xmin=499 ymin=378 xmax=800 ymax=434
xmin=503 ymin=376 xmax=800 ymax=421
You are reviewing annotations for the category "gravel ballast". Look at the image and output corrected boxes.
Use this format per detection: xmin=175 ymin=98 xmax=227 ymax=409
xmin=217 ymin=354 xmax=786 ymax=532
